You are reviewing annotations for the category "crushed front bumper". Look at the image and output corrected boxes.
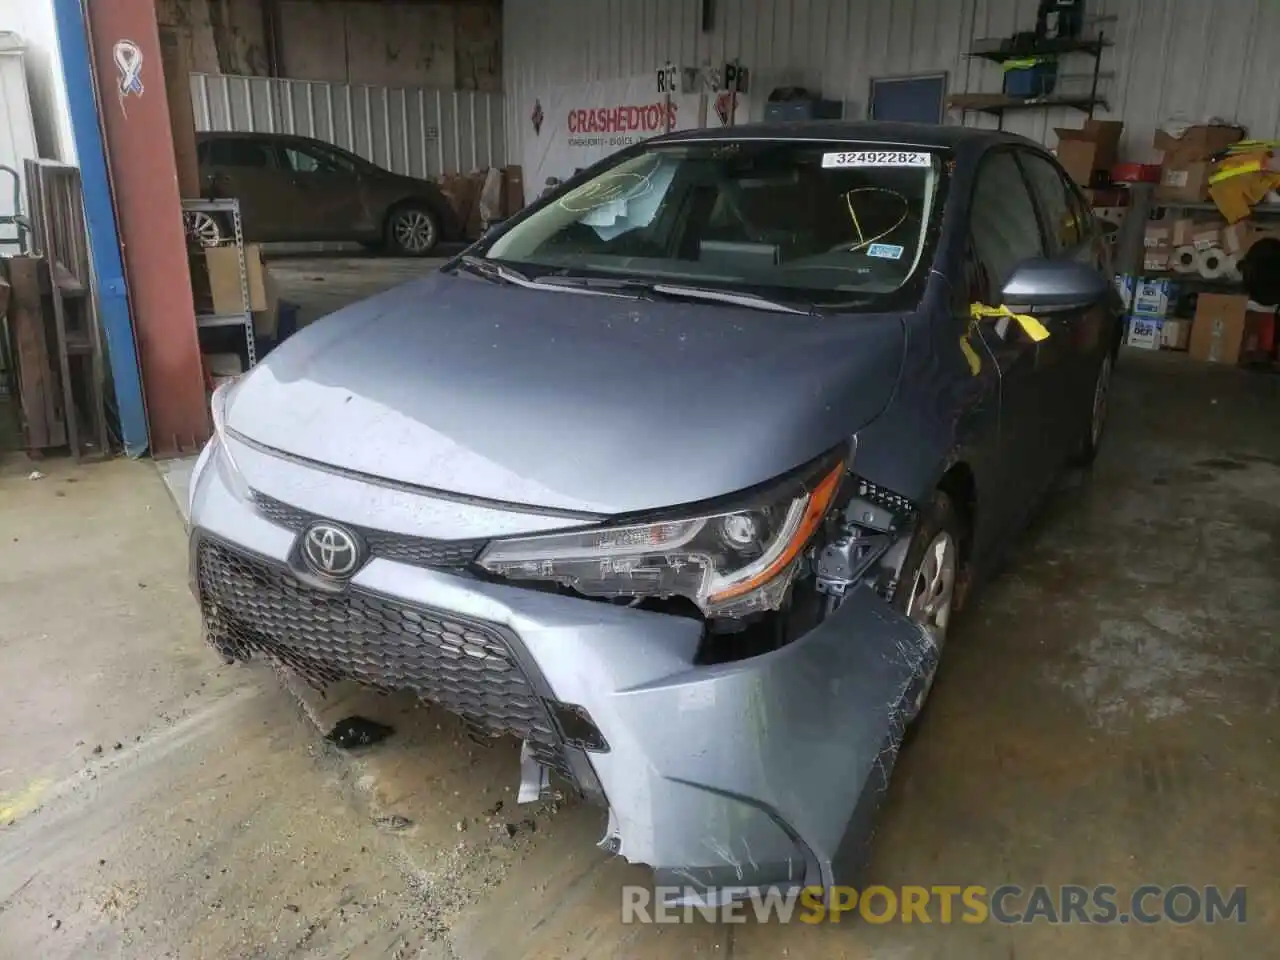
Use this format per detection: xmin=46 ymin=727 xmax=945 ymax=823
xmin=190 ymin=436 xmax=937 ymax=897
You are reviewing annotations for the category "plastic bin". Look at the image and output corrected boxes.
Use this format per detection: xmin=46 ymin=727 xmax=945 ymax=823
xmin=1003 ymin=61 xmax=1058 ymax=99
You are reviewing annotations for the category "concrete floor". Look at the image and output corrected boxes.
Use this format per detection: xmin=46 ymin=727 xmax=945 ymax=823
xmin=4 ymin=337 xmax=1279 ymax=957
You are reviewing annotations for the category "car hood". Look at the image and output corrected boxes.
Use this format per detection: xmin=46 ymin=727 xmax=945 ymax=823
xmin=227 ymin=271 xmax=906 ymax=516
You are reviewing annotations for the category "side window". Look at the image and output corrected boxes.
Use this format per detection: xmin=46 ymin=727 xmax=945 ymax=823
xmin=1020 ymin=151 xmax=1083 ymax=253
xmin=205 ymin=138 xmax=275 ymax=169
xmin=969 ymin=151 xmax=1045 ymax=297
xmin=281 ymin=143 xmax=358 ymax=175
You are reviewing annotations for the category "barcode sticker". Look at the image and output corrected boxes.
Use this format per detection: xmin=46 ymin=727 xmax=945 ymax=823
xmin=822 ymin=150 xmax=932 ymax=168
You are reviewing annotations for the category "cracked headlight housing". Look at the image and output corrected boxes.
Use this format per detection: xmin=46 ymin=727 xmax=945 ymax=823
xmin=477 ymin=450 xmax=847 ymax=618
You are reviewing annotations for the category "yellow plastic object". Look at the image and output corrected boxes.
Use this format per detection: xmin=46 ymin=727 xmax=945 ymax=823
xmin=969 ymin=303 xmax=1051 ymax=342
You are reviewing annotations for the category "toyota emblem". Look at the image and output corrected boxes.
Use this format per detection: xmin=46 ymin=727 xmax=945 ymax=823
xmin=301 ymin=522 xmax=362 ymax=578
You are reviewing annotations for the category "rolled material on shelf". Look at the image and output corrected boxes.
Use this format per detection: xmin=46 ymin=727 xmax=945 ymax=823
xmin=1225 ymin=251 xmax=1243 ymax=281
xmin=1195 ymin=246 xmax=1229 ymax=280
xmin=1171 ymin=245 xmax=1198 ymax=273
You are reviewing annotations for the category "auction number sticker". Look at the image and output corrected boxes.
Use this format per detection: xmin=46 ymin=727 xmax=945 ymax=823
xmin=822 ymin=150 xmax=932 ymax=168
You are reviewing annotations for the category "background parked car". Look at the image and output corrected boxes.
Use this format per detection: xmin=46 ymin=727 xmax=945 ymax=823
xmin=190 ymin=132 xmax=459 ymax=255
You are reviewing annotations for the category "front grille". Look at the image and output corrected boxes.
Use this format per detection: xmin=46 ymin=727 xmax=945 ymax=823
xmin=251 ymin=493 xmax=488 ymax=570
xmin=196 ymin=537 xmax=570 ymax=778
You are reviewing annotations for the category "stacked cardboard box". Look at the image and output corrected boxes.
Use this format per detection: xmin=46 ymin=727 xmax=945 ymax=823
xmin=1054 ymin=120 xmax=1124 ymax=187
xmin=1155 ymin=124 xmax=1245 ymax=204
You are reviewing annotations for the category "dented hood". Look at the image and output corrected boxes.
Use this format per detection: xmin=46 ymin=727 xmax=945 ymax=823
xmin=227 ymin=270 xmax=905 ymax=515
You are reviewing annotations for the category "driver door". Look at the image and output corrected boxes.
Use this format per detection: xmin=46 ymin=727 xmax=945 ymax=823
xmin=966 ymin=149 xmax=1057 ymax=531
xmin=274 ymin=140 xmax=374 ymax=241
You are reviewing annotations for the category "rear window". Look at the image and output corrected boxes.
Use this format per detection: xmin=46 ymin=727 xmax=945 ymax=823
xmin=484 ymin=140 xmax=948 ymax=309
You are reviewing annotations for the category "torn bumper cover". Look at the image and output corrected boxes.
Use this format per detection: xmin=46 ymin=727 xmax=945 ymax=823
xmin=190 ymin=438 xmax=937 ymax=898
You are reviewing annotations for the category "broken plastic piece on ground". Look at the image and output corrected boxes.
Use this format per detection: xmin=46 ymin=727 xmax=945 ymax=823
xmin=324 ymin=715 xmax=394 ymax=749
xmin=518 ymin=740 xmax=550 ymax=804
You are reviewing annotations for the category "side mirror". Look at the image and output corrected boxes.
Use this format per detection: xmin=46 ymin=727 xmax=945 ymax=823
xmin=1001 ymin=257 xmax=1109 ymax=312
xmin=483 ymin=218 xmax=506 ymax=237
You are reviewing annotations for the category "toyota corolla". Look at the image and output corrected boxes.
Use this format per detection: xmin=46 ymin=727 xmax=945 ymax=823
xmin=188 ymin=121 xmax=1122 ymax=901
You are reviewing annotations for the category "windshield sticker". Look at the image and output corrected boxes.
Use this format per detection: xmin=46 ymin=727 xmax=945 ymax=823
xmin=866 ymin=242 xmax=905 ymax=260
xmin=822 ymin=150 xmax=932 ymax=169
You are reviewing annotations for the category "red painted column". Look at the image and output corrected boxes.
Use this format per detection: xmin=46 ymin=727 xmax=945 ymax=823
xmin=86 ymin=0 xmax=210 ymax=456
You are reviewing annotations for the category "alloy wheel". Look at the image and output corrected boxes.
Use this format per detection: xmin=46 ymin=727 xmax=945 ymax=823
xmin=393 ymin=210 xmax=437 ymax=254
xmin=184 ymin=211 xmax=223 ymax=247
xmin=905 ymin=530 xmax=957 ymax=716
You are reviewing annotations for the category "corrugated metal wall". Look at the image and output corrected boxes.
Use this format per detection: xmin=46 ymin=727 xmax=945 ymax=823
xmin=191 ymin=72 xmax=505 ymax=177
xmin=0 ymin=37 xmax=38 ymax=246
xmin=505 ymin=0 xmax=1280 ymax=167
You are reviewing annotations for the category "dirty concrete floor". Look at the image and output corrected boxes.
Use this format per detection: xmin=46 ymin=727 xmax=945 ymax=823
xmin=3 ymin=350 xmax=1279 ymax=958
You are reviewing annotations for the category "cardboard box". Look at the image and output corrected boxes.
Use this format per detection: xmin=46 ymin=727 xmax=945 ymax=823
xmin=1055 ymin=120 xmax=1124 ymax=186
xmin=203 ymin=244 xmax=267 ymax=316
xmin=253 ymin=266 xmax=280 ymax=339
xmin=1132 ymin=278 xmax=1173 ymax=317
xmin=1153 ymin=124 xmax=1245 ymax=163
xmin=1227 ymin=222 xmax=1280 ymax=257
xmin=1172 ymin=217 xmax=1196 ymax=246
xmin=1157 ymin=160 xmax=1211 ymax=203
xmin=1126 ymin=314 xmax=1162 ymax=350
xmin=1143 ymin=221 xmax=1171 ymax=249
xmin=1190 ymin=222 xmax=1222 ymax=250
xmin=1143 ymin=249 xmax=1171 ymax=272
xmin=501 ymin=165 xmax=525 ymax=217
xmin=1159 ymin=317 xmax=1192 ymax=350
xmin=1190 ymin=293 xmax=1250 ymax=364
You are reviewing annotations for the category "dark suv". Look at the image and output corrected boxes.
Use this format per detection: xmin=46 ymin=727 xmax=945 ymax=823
xmin=192 ymin=131 xmax=458 ymax=255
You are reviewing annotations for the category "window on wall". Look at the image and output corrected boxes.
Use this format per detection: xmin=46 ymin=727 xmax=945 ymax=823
xmin=969 ymin=151 xmax=1044 ymax=293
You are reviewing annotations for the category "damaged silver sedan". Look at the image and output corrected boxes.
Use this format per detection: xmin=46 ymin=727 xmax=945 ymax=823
xmin=188 ymin=121 xmax=1122 ymax=900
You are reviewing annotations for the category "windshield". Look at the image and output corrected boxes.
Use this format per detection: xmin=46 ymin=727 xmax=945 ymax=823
xmin=483 ymin=140 xmax=947 ymax=309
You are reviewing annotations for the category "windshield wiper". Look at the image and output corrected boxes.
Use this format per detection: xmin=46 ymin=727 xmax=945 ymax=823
xmin=649 ymin=283 xmax=814 ymax=315
xmin=534 ymin=275 xmax=813 ymax=315
xmin=454 ymin=254 xmax=539 ymax=288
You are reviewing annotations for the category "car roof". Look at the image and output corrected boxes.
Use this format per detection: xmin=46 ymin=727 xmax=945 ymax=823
xmin=196 ymin=130 xmax=326 ymax=144
xmin=650 ymin=120 xmax=1038 ymax=151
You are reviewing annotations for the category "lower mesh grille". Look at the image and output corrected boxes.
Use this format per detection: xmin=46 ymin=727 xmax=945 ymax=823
xmin=196 ymin=537 xmax=571 ymax=779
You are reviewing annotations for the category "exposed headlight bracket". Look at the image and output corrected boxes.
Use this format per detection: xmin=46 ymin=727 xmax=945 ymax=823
xmin=815 ymin=478 xmax=917 ymax=605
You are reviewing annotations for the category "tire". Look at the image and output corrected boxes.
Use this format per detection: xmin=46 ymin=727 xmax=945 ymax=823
xmin=1073 ymin=349 xmax=1114 ymax=467
xmin=385 ymin=203 xmax=440 ymax=257
xmin=893 ymin=490 xmax=964 ymax=723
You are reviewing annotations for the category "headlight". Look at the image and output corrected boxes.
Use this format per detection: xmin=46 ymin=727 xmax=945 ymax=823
xmin=476 ymin=453 xmax=846 ymax=618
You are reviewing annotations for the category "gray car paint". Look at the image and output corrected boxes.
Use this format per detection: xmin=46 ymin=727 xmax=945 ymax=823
xmin=227 ymin=271 xmax=906 ymax=515
xmin=189 ymin=439 xmax=935 ymax=898
xmin=192 ymin=120 xmax=1121 ymax=898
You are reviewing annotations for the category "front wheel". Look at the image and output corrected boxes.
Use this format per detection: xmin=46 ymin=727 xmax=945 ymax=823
xmin=894 ymin=490 xmax=963 ymax=723
xmin=1073 ymin=351 xmax=1113 ymax=467
xmin=385 ymin=204 xmax=440 ymax=257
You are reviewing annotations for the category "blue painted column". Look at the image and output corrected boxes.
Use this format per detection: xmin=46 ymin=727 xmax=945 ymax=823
xmin=51 ymin=0 xmax=149 ymax=457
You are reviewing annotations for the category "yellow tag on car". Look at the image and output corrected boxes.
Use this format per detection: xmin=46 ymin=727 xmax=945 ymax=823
xmin=970 ymin=303 xmax=1051 ymax=342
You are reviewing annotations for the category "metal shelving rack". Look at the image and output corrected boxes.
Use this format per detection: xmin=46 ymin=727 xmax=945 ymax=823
xmin=183 ymin=197 xmax=257 ymax=367
xmin=949 ymin=18 xmax=1115 ymax=130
